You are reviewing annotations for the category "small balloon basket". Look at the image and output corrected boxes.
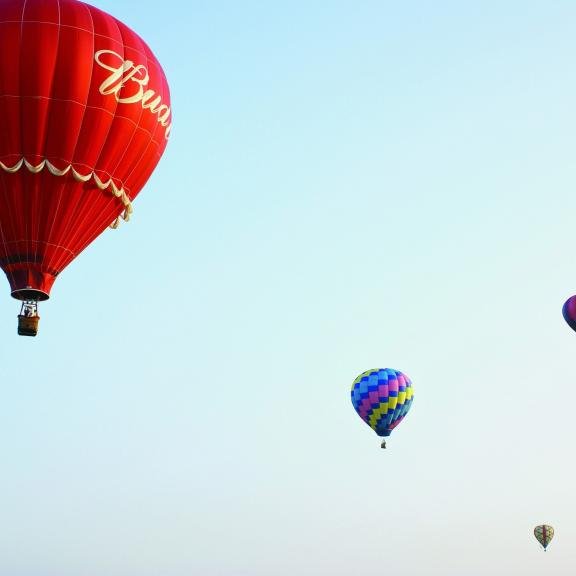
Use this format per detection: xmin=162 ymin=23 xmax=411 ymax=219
xmin=17 ymin=301 xmax=40 ymax=337
xmin=18 ymin=314 xmax=39 ymax=336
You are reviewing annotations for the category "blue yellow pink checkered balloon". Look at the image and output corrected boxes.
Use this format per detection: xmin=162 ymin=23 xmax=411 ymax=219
xmin=351 ymin=368 xmax=414 ymax=437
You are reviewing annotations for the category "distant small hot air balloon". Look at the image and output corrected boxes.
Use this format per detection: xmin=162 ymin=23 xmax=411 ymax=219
xmin=534 ymin=525 xmax=554 ymax=551
xmin=350 ymin=368 xmax=414 ymax=449
xmin=562 ymin=296 xmax=576 ymax=332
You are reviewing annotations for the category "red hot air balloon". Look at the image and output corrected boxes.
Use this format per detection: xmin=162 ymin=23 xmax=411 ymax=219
xmin=0 ymin=0 xmax=171 ymax=335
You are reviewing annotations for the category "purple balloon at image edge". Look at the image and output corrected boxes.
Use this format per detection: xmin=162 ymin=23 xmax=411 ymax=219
xmin=562 ymin=295 xmax=576 ymax=331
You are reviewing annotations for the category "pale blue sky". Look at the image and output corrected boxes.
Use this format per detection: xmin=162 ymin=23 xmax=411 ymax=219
xmin=0 ymin=0 xmax=575 ymax=574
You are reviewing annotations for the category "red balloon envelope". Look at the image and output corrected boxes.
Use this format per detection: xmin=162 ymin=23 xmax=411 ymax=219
xmin=0 ymin=0 xmax=171 ymax=332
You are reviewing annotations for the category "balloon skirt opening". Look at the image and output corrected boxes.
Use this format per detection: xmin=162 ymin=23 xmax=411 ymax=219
xmin=11 ymin=288 xmax=49 ymax=301
xmin=4 ymin=267 xmax=55 ymax=301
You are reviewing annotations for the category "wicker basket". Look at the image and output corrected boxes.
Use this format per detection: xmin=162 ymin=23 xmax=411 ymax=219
xmin=18 ymin=314 xmax=40 ymax=337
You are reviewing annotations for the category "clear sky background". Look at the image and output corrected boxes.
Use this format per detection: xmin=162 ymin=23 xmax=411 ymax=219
xmin=0 ymin=0 xmax=575 ymax=574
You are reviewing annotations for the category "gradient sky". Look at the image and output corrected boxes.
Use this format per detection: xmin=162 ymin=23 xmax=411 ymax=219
xmin=0 ymin=1 xmax=575 ymax=574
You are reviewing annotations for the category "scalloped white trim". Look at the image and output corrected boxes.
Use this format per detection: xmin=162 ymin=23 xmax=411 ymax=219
xmin=0 ymin=157 xmax=133 ymax=228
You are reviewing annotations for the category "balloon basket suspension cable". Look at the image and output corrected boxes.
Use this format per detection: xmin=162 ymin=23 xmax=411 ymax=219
xmin=17 ymin=300 xmax=40 ymax=337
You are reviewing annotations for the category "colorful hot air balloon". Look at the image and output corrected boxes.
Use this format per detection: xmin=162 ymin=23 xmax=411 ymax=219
xmin=351 ymin=368 xmax=414 ymax=449
xmin=562 ymin=296 xmax=576 ymax=332
xmin=534 ymin=525 xmax=554 ymax=551
xmin=0 ymin=0 xmax=171 ymax=335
